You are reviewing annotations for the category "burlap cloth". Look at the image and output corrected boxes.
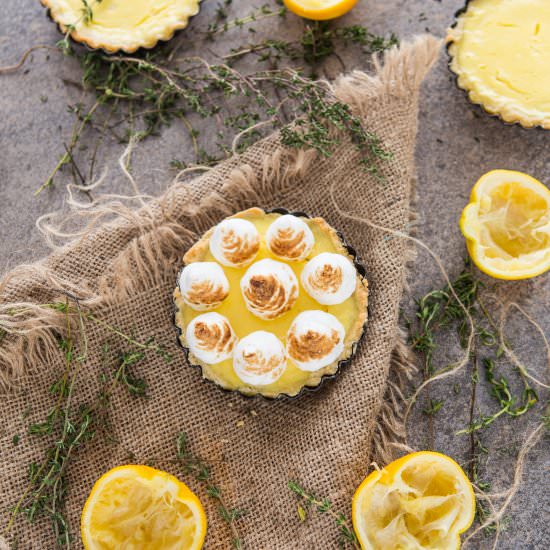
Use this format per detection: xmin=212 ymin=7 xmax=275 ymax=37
xmin=0 ymin=36 xmax=440 ymax=549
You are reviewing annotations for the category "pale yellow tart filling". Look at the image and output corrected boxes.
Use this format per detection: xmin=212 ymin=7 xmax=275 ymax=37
xmin=447 ymin=0 xmax=550 ymax=128
xmin=41 ymin=0 xmax=201 ymax=53
xmin=174 ymin=208 xmax=368 ymax=398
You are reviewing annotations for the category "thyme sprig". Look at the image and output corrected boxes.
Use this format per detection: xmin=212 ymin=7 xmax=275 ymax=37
xmin=226 ymin=21 xmax=398 ymax=65
xmin=175 ymin=432 xmax=245 ymax=549
xmin=57 ymin=0 xmax=103 ymax=54
xmin=207 ymin=3 xmax=287 ymax=37
xmin=456 ymin=358 xmax=537 ymax=434
xmin=3 ymin=298 xmax=171 ymax=547
xmin=32 ymin=5 xmax=396 ymax=193
xmin=408 ymin=259 xmax=541 ymax=538
xmin=288 ymin=481 xmax=359 ymax=549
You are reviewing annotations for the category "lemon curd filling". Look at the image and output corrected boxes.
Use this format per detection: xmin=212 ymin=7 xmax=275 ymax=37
xmin=42 ymin=0 xmax=201 ymax=52
xmin=174 ymin=209 xmax=368 ymax=398
xmin=447 ymin=0 xmax=550 ymax=128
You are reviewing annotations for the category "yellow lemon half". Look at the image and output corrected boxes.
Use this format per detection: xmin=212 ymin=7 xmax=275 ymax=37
xmin=352 ymin=451 xmax=475 ymax=550
xmin=81 ymin=465 xmax=207 ymax=550
xmin=283 ymin=0 xmax=358 ymax=20
xmin=460 ymin=170 xmax=550 ymax=280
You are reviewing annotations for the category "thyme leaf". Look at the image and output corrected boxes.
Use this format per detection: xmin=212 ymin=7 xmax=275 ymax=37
xmin=175 ymin=432 xmax=245 ymax=548
xmin=288 ymin=481 xmax=359 ymax=549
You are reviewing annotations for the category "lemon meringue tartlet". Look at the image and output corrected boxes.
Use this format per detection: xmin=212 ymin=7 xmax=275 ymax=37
xmin=174 ymin=207 xmax=369 ymax=398
xmin=447 ymin=0 xmax=550 ymax=129
xmin=41 ymin=0 xmax=201 ymax=53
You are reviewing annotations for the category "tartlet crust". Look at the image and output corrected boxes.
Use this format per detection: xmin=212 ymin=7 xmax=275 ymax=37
xmin=446 ymin=1 xmax=550 ymax=130
xmin=40 ymin=0 xmax=201 ymax=54
xmin=175 ymin=207 xmax=368 ymax=399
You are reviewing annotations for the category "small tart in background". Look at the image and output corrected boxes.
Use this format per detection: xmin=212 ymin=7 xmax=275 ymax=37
xmin=446 ymin=0 xmax=550 ymax=129
xmin=174 ymin=207 xmax=368 ymax=398
xmin=41 ymin=0 xmax=201 ymax=53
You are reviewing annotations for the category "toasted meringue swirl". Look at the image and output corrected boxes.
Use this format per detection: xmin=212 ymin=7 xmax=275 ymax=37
xmin=307 ymin=263 xmax=343 ymax=294
xmin=241 ymin=259 xmax=299 ymax=320
xmin=179 ymin=262 xmax=229 ymax=310
xmin=286 ymin=311 xmax=345 ymax=371
xmin=266 ymin=215 xmax=315 ymax=261
xmin=185 ymin=312 xmax=237 ymax=364
xmin=233 ymin=331 xmax=286 ymax=386
xmin=209 ymin=219 xmax=260 ymax=267
xmin=301 ymin=253 xmax=357 ymax=305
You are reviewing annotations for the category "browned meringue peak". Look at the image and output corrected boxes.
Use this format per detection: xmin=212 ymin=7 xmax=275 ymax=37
xmin=301 ymin=252 xmax=357 ymax=305
xmin=233 ymin=331 xmax=287 ymax=386
xmin=286 ymin=310 xmax=345 ymax=371
xmin=266 ymin=215 xmax=315 ymax=261
xmin=185 ymin=312 xmax=237 ymax=364
xmin=240 ymin=259 xmax=299 ymax=320
xmin=209 ymin=218 xmax=260 ymax=267
xmin=179 ymin=262 xmax=229 ymax=310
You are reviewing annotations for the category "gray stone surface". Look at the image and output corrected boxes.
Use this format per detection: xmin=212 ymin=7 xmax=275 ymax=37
xmin=0 ymin=1 xmax=548 ymax=548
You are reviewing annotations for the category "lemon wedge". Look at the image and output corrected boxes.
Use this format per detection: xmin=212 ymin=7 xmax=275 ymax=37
xmin=283 ymin=0 xmax=358 ymax=20
xmin=352 ymin=451 xmax=475 ymax=550
xmin=81 ymin=465 xmax=207 ymax=550
xmin=460 ymin=170 xmax=550 ymax=280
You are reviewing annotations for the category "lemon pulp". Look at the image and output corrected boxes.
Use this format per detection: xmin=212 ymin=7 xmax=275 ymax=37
xmin=83 ymin=468 xmax=202 ymax=549
xmin=461 ymin=171 xmax=550 ymax=278
xmin=479 ymin=181 xmax=550 ymax=260
xmin=177 ymin=212 xmax=362 ymax=397
xmin=353 ymin=453 xmax=474 ymax=550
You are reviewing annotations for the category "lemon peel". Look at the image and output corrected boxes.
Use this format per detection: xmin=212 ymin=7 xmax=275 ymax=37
xmin=460 ymin=170 xmax=550 ymax=280
xmin=81 ymin=465 xmax=207 ymax=550
xmin=352 ymin=451 xmax=475 ymax=550
xmin=283 ymin=0 xmax=358 ymax=21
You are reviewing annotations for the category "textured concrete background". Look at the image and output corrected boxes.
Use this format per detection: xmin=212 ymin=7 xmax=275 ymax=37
xmin=0 ymin=1 xmax=548 ymax=548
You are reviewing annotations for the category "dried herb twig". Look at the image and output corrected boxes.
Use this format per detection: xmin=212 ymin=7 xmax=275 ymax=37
xmin=288 ymin=481 xmax=359 ymax=549
xmin=175 ymin=433 xmax=245 ymax=549
xmin=3 ymin=297 xmax=171 ymax=547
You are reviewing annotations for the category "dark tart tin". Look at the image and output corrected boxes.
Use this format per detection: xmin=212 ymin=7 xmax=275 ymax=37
xmin=173 ymin=207 xmax=369 ymax=400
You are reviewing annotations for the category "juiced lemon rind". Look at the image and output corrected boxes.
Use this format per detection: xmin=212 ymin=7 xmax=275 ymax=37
xmin=81 ymin=465 xmax=207 ymax=550
xmin=460 ymin=170 xmax=550 ymax=280
xmin=352 ymin=451 xmax=475 ymax=550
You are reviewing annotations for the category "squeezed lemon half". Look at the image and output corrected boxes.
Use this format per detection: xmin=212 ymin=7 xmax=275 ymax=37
xmin=460 ymin=170 xmax=550 ymax=280
xmin=81 ymin=465 xmax=207 ymax=550
xmin=352 ymin=451 xmax=475 ymax=550
xmin=283 ymin=0 xmax=358 ymax=20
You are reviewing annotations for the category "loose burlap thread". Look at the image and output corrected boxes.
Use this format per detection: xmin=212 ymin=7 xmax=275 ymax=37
xmin=0 ymin=36 xmax=440 ymax=549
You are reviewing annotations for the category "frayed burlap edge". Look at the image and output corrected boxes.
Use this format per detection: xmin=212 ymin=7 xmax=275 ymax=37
xmin=0 ymin=36 xmax=441 ymax=470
